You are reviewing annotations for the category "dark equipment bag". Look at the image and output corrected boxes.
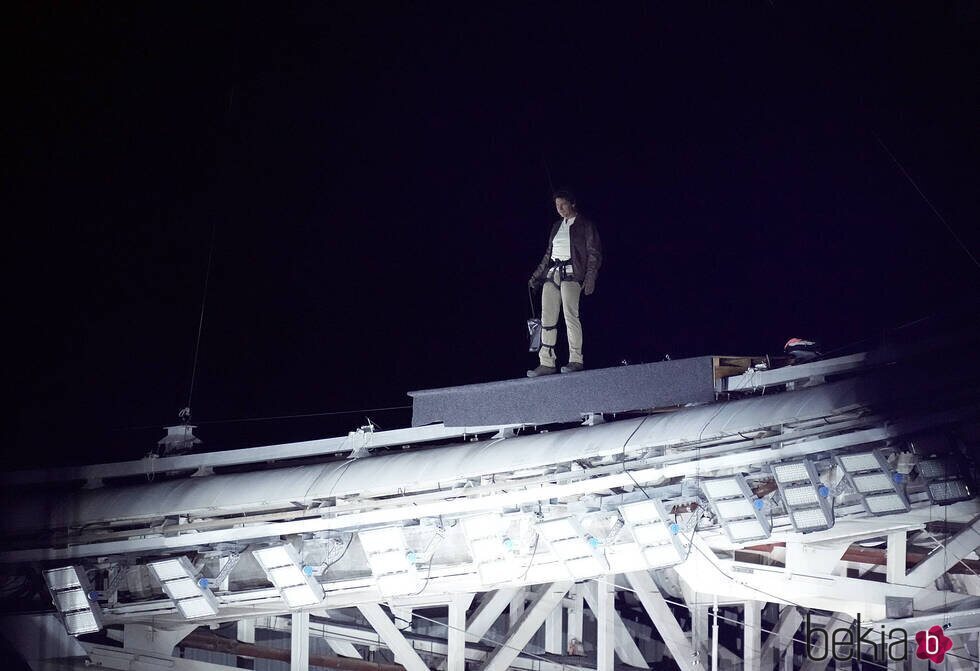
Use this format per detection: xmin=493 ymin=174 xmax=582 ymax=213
xmin=527 ymin=286 xmax=542 ymax=352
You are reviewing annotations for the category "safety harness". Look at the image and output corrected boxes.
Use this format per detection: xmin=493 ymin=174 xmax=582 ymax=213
xmin=538 ymin=259 xmax=574 ymax=359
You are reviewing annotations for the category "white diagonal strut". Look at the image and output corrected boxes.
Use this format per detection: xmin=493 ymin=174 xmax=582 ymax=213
xmin=358 ymin=603 xmax=429 ymax=671
xmin=466 ymin=588 xmax=519 ymax=643
xmin=582 ymin=580 xmax=650 ymax=668
xmin=760 ymin=606 xmax=802 ymax=670
xmin=482 ymin=582 xmax=573 ymax=671
xmin=905 ymin=515 xmax=980 ymax=588
xmin=626 ymin=571 xmax=697 ymax=671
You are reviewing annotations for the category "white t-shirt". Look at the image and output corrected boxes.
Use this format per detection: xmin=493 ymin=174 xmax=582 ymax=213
xmin=551 ymin=216 xmax=576 ymax=261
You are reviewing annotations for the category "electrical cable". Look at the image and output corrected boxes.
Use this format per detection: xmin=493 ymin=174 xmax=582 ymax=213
xmin=872 ymin=132 xmax=979 ymax=271
xmin=186 ymin=220 xmax=217 ymax=415
xmin=113 ymin=403 xmax=413 ymax=431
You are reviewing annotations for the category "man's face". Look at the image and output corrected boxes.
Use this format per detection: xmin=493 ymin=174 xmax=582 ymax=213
xmin=555 ymin=197 xmax=575 ymax=218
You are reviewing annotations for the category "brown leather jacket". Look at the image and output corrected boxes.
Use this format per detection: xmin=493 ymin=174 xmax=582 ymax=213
xmin=531 ymin=216 xmax=603 ymax=285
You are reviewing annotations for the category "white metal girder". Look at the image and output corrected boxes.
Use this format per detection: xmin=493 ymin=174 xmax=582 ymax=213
xmin=267 ymin=615 xmax=593 ymax=671
xmin=582 ymin=580 xmax=650 ymax=668
xmin=122 ymin=623 xmax=196 ymax=655
xmin=481 ymin=581 xmax=573 ymax=671
xmin=677 ymin=534 xmax=923 ymax=619
xmin=759 ymin=606 xmax=803 ymax=669
xmin=291 ymin=610 xmax=310 ymax=671
xmin=83 ymin=642 xmax=241 ymax=671
xmin=567 ymin=584 xmax=585 ymax=654
xmin=717 ymin=353 xmax=868 ymax=393
xmin=236 ymin=617 xmax=256 ymax=646
xmin=744 ymin=600 xmax=763 ymax=671
xmin=886 ymin=531 xmax=908 ymax=584
xmin=358 ymin=604 xmax=429 ymax=671
xmin=508 ymin=589 xmax=526 ymax=630
xmin=784 ymin=540 xmax=850 ymax=577
xmin=905 ymin=515 xmax=980 ymax=588
xmin=798 ymin=613 xmax=852 ymax=671
xmin=448 ymin=593 xmax=474 ymax=671
xmin=626 ymin=571 xmax=698 ymax=671
xmin=7 ymin=404 xmax=972 ymax=563
xmin=465 ymin=588 xmax=519 ymax=643
xmin=544 ymin=592 xmax=563 ymax=654
xmin=596 ymin=578 xmax=616 ymax=671
xmin=2 ymin=423 xmax=522 ymax=486
xmin=944 ymin=636 xmax=976 ymax=671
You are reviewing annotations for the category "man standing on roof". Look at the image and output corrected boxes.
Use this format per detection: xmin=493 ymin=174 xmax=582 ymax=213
xmin=527 ymin=189 xmax=602 ymax=377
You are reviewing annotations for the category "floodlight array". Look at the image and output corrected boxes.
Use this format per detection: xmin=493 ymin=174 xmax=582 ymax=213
xmin=835 ymin=449 xmax=909 ymax=516
xmin=918 ymin=457 xmax=976 ymax=506
xmin=252 ymin=544 xmax=324 ymax=608
xmin=147 ymin=556 xmax=219 ymax=619
xmin=461 ymin=513 xmax=520 ymax=585
xmin=535 ymin=516 xmax=607 ymax=579
xmin=358 ymin=526 xmax=421 ymax=596
xmin=771 ymin=459 xmax=834 ymax=533
xmin=701 ymin=475 xmax=771 ymax=543
xmin=42 ymin=566 xmax=103 ymax=636
xmin=619 ymin=499 xmax=687 ymax=569
xmin=918 ymin=457 xmax=975 ymax=506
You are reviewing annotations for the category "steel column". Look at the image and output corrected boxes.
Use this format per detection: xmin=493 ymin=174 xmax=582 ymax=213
xmin=465 ymin=588 xmax=519 ymax=643
xmin=291 ymin=611 xmax=309 ymax=671
xmin=482 ymin=582 xmax=573 ymax=671
xmin=744 ymin=601 xmax=762 ymax=671
xmin=626 ymin=571 xmax=697 ymax=671
xmin=544 ymin=593 xmax=563 ymax=654
xmin=582 ymin=580 xmax=649 ymax=668
xmin=597 ymin=578 xmax=616 ymax=671
xmin=887 ymin=531 xmax=907 ymax=584
xmin=448 ymin=593 xmax=474 ymax=671
xmin=358 ymin=604 xmax=429 ymax=671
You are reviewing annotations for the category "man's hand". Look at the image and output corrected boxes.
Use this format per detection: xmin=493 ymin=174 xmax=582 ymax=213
xmin=528 ymin=276 xmax=541 ymax=290
xmin=583 ymin=276 xmax=596 ymax=295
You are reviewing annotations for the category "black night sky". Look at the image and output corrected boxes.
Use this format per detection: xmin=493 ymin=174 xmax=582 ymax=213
xmin=6 ymin=4 xmax=979 ymax=470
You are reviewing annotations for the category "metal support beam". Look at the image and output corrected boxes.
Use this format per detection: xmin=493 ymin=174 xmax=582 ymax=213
xmin=466 ymin=587 xmax=519 ymax=643
xmin=567 ymin=585 xmax=584 ymax=655
xmin=906 ymin=515 xmax=980 ymax=588
xmin=359 ymin=603 xmax=430 ymax=671
xmin=582 ymin=580 xmax=649 ymax=668
xmin=744 ymin=601 xmax=762 ymax=671
xmin=626 ymin=571 xmax=697 ymax=671
xmin=887 ymin=531 xmax=907 ymax=584
xmin=237 ymin=618 xmax=256 ymax=669
xmin=122 ymin=623 xmax=196 ymax=655
xmin=391 ymin=606 xmax=414 ymax=631
xmin=760 ymin=606 xmax=802 ymax=670
xmin=544 ymin=592 xmax=563 ymax=654
xmin=86 ymin=642 xmax=257 ymax=671
xmin=798 ymin=613 xmax=853 ymax=671
xmin=711 ymin=594 xmax=719 ymax=671
xmin=291 ymin=611 xmax=310 ymax=671
xmin=482 ymin=582 xmax=573 ymax=671
xmin=597 ymin=578 xmax=616 ymax=671
xmin=448 ymin=593 xmax=474 ymax=671
xmin=509 ymin=588 xmax=526 ymax=629
xmin=273 ymin=615 xmax=590 ymax=671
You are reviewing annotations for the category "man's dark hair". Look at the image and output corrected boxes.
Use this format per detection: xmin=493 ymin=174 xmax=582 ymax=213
xmin=553 ymin=189 xmax=576 ymax=205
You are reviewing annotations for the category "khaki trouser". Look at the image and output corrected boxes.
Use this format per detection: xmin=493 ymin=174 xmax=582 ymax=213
xmin=539 ymin=268 xmax=583 ymax=367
